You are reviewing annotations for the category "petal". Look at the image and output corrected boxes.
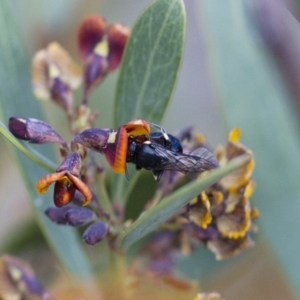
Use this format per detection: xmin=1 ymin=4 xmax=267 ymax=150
xmin=94 ymin=38 xmax=109 ymax=57
xmin=8 ymin=117 xmax=30 ymax=140
xmin=83 ymin=53 xmax=109 ymax=95
xmin=194 ymin=132 xmax=206 ymax=145
xmin=189 ymin=206 xmax=211 ymax=229
xmin=47 ymin=42 xmax=82 ymax=89
xmin=189 ymin=192 xmax=212 ymax=229
xmin=251 ymin=207 xmax=260 ymax=219
xmin=54 ymin=177 xmax=77 ymax=207
xmin=122 ymin=119 xmax=151 ymax=136
xmin=220 ymin=144 xmax=255 ymax=190
xmin=217 ymin=197 xmax=252 ymax=239
xmin=26 ymin=118 xmax=65 ymax=144
xmin=67 ymin=173 xmax=93 ymax=206
xmin=214 ymin=145 xmax=226 ymax=165
xmin=78 ymin=15 xmax=108 ymax=61
xmin=72 ymin=190 xmax=99 ymax=208
xmin=209 ymin=190 xmax=225 ymax=217
xmin=56 ymin=152 xmax=82 ymax=177
xmin=228 ymin=127 xmax=241 ymax=143
xmin=107 ymin=23 xmax=130 ymax=71
xmin=244 ymin=180 xmax=256 ymax=198
xmin=207 ymin=235 xmax=255 ymax=260
xmin=224 ymin=190 xmax=241 ymax=213
xmin=50 ymin=77 xmax=73 ymax=112
xmin=31 ymin=49 xmax=50 ymax=100
xmin=103 ymin=126 xmax=128 ymax=174
xmin=36 ymin=171 xmax=66 ymax=195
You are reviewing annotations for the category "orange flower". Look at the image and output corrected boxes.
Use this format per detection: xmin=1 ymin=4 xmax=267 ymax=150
xmin=36 ymin=152 xmax=92 ymax=207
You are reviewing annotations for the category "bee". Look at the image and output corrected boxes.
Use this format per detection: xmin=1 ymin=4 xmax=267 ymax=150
xmin=126 ymin=125 xmax=219 ymax=181
xmin=73 ymin=119 xmax=219 ymax=181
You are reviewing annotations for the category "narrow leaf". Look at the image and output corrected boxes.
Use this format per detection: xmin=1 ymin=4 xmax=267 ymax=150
xmin=118 ymin=154 xmax=250 ymax=250
xmin=0 ymin=0 xmax=93 ymax=277
xmin=113 ymin=0 xmax=186 ymax=202
xmin=114 ymin=0 xmax=186 ymax=127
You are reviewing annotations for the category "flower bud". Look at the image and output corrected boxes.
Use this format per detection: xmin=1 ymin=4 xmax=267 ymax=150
xmin=56 ymin=152 xmax=82 ymax=177
xmin=45 ymin=206 xmax=72 ymax=224
xmin=64 ymin=207 xmax=97 ymax=227
xmin=72 ymin=128 xmax=112 ymax=152
xmin=9 ymin=117 xmax=65 ymax=144
xmin=82 ymin=221 xmax=108 ymax=245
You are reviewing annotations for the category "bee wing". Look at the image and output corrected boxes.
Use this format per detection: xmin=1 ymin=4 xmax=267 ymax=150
xmin=189 ymin=147 xmax=219 ymax=169
xmin=154 ymin=146 xmax=219 ymax=174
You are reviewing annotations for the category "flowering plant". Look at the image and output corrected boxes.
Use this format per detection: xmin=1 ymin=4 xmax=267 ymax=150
xmin=0 ymin=0 xmax=275 ymax=299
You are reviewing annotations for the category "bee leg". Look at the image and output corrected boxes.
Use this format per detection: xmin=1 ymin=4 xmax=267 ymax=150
xmin=152 ymin=170 xmax=164 ymax=181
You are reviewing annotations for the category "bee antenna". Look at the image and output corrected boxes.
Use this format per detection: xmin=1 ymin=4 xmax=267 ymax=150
xmin=149 ymin=122 xmax=170 ymax=141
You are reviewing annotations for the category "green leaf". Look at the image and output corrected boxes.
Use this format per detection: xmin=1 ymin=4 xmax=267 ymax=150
xmin=114 ymin=0 xmax=186 ymax=127
xmin=112 ymin=0 xmax=186 ymax=203
xmin=118 ymin=154 xmax=250 ymax=250
xmin=0 ymin=0 xmax=93 ymax=278
xmin=198 ymin=0 xmax=300 ymax=296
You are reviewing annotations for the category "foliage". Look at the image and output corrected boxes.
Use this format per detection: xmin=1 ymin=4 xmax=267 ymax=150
xmin=1 ymin=0 xmax=299 ymax=299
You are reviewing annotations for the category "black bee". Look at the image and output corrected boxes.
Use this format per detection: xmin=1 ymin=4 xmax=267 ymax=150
xmin=126 ymin=131 xmax=219 ymax=181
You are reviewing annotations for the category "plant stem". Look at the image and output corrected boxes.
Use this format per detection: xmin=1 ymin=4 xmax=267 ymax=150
xmin=103 ymin=252 xmax=127 ymax=300
xmin=96 ymin=172 xmax=114 ymax=215
xmin=113 ymin=175 xmax=126 ymax=204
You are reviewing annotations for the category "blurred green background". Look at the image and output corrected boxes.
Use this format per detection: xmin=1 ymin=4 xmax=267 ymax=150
xmin=1 ymin=0 xmax=300 ymax=299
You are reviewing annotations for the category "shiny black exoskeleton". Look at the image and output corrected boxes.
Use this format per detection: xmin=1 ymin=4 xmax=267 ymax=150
xmin=149 ymin=132 xmax=183 ymax=153
xmin=126 ymin=132 xmax=219 ymax=181
xmin=127 ymin=132 xmax=182 ymax=181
